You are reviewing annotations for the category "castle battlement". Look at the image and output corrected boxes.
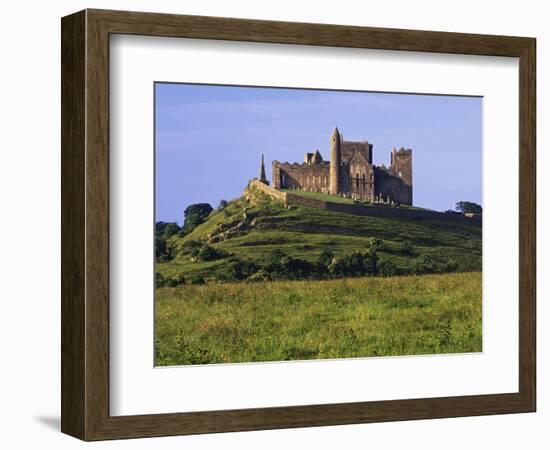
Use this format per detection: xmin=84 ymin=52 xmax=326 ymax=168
xmin=269 ymin=128 xmax=413 ymax=205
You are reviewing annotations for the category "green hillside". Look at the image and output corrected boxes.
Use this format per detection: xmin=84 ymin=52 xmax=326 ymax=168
xmin=156 ymin=187 xmax=482 ymax=284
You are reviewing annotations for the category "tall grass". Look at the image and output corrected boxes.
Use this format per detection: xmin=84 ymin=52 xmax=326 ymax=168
xmin=155 ymin=272 xmax=482 ymax=366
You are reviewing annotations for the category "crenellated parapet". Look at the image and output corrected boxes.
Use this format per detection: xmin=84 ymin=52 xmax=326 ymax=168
xmin=268 ymin=128 xmax=413 ymax=205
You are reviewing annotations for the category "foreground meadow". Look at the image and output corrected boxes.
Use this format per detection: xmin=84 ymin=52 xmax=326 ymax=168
xmin=155 ymin=271 xmax=482 ymax=366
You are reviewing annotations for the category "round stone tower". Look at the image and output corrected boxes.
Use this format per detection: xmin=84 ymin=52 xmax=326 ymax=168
xmin=329 ymin=127 xmax=341 ymax=195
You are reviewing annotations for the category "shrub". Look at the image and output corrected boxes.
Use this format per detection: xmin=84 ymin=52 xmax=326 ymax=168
xmin=182 ymin=240 xmax=202 ymax=254
xmin=198 ymin=244 xmax=217 ymax=261
xmin=217 ymin=258 xmax=258 ymax=281
xmin=279 ymin=256 xmax=316 ymax=279
xmin=155 ymin=236 xmax=167 ymax=258
xmin=189 ymin=275 xmax=206 ymax=285
xmin=172 ymin=274 xmax=186 ymax=285
xmin=413 ymin=255 xmax=439 ymax=275
xmin=265 ymin=249 xmax=286 ymax=267
xmin=155 ymin=236 xmax=175 ymax=261
xmin=247 ymin=269 xmax=271 ymax=282
xmin=378 ymin=260 xmax=398 ymax=277
xmin=344 ymin=251 xmax=365 ymax=276
xmin=328 ymin=257 xmax=349 ymax=277
xmin=398 ymin=241 xmax=413 ymax=255
xmin=317 ymin=249 xmax=334 ymax=268
xmin=363 ymin=248 xmax=378 ymax=275
xmin=197 ymin=244 xmax=227 ymax=262
xmin=155 ymin=273 xmax=186 ymax=288
xmin=369 ymin=237 xmax=383 ymax=249
xmin=155 ymin=221 xmax=180 ymax=239
xmin=442 ymin=259 xmax=459 ymax=273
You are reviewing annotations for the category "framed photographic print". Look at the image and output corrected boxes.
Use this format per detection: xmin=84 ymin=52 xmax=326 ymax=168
xmin=61 ymin=9 xmax=536 ymax=440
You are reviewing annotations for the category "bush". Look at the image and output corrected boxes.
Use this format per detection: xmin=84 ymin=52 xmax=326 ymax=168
xmin=369 ymin=237 xmax=383 ymax=249
xmin=216 ymin=258 xmax=258 ymax=281
xmin=413 ymin=255 xmax=439 ymax=275
xmin=265 ymin=249 xmax=287 ymax=267
xmin=279 ymin=256 xmax=316 ymax=279
xmin=442 ymin=259 xmax=459 ymax=273
xmin=182 ymin=240 xmax=202 ymax=254
xmin=378 ymin=260 xmax=398 ymax=277
xmin=349 ymin=251 xmax=367 ymax=276
xmin=247 ymin=269 xmax=271 ymax=282
xmin=156 ymin=273 xmax=185 ymax=288
xmin=222 ymin=260 xmax=246 ymax=280
xmin=156 ymin=221 xmax=180 ymax=239
xmin=317 ymin=249 xmax=334 ymax=268
xmin=198 ymin=244 xmax=217 ymax=261
xmin=363 ymin=247 xmax=378 ymax=275
xmin=398 ymin=241 xmax=413 ymax=255
xmin=197 ymin=244 xmax=227 ymax=262
xmin=155 ymin=237 xmax=176 ymax=261
xmin=155 ymin=236 xmax=167 ymax=258
xmin=328 ymin=257 xmax=348 ymax=277
xmin=189 ymin=275 xmax=206 ymax=285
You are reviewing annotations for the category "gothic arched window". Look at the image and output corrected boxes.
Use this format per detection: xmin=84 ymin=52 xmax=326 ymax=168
xmin=362 ymin=173 xmax=366 ymax=187
xmin=356 ymin=173 xmax=360 ymax=188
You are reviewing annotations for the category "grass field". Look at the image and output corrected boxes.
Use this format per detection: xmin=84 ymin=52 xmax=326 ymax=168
xmin=155 ymin=271 xmax=482 ymax=366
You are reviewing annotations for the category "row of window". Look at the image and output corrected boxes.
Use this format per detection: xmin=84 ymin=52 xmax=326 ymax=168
xmin=280 ymin=172 xmax=373 ymax=189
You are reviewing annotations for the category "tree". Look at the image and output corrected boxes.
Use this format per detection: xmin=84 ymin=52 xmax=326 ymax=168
xmin=378 ymin=260 xmax=398 ymax=276
xmin=155 ymin=236 xmax=168 ymax=258
xmin=327 ymin=257 xmax=349 ymax=277
xmin=197 ymin=244 xmax=227 ymax=262
xmin=155 ymin=221 xmax=180 ymax=260
xmin=218 ymin=258 xmax=258 ymax=281
xmin=363 ymin=248 xmax=378 ymax=275
xmin=155 ymin=221 xmax=180 ymax=239
xmin=181 ymin=203 xmax=213 ymax=234
xmin=317 ymin=249 xmax=334 ymax=268
xmin=455 ymin=201 xmax=482 ymax=214
xmin=218 ymin=199 xmax=229 ymax=210
xmin=345 ymin=251 xmax=365 ymax=276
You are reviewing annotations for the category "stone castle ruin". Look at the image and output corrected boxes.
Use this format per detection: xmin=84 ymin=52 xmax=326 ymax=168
xmin=265 ymin=127 xmax=413 ymax=205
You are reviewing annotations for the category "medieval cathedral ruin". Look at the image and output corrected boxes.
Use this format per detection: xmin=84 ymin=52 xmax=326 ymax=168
xmin=262 ymin=127 xmax=413 ymax=205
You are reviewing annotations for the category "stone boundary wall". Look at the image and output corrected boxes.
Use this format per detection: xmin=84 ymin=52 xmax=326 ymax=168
xmin=248 ymin=180 xmax=482 ymax=227
xmin=248 ymin=179 xmax=288 ymax=202
xmin=325 ymin=202 xmax=482 ymax=227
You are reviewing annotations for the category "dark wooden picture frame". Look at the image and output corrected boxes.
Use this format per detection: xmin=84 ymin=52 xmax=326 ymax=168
xmin=61 ymin=9 xmax=536 ymax=441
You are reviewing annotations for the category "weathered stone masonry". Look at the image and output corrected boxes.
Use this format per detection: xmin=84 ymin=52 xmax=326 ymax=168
xmin=272 ymin=127 xmax=413 ymax=205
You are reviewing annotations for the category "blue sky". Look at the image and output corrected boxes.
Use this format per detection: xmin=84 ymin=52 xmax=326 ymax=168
xmin=155 ymin=83 xmax=482 ymax=225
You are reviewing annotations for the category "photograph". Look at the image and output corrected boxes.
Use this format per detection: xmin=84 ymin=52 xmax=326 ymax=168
xmin=154 ymin=83 xmax=483 ymax=366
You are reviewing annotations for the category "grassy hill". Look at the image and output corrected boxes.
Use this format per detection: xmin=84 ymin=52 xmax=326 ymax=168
xmin=156 ymin=186 xmax=482 ymax=283
xmin=155 ymin=187 xmax=482 ymax=366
